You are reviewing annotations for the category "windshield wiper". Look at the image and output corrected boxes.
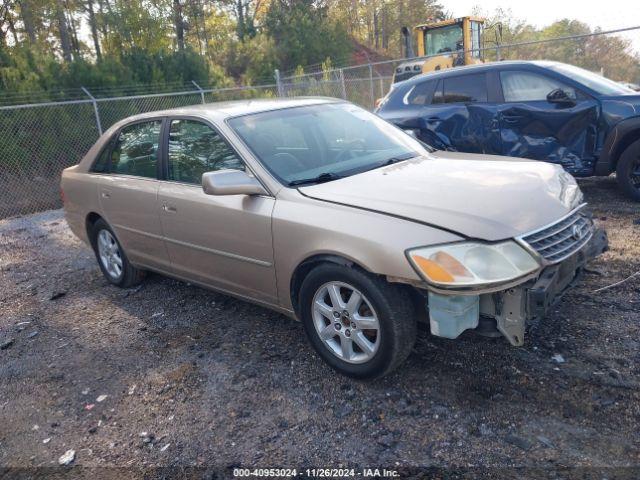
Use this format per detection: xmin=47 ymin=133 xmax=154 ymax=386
xmin=288 ymin=172 xmax=342 ymax=187
xmin=365 ymin=153 xmax=418 ymax=172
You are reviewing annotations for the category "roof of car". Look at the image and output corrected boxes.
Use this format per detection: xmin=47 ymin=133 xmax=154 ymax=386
xmin=397 ymin=60 xmax=562 ymax=87
xmin=116 ymin=97 xmax=342 ymax=127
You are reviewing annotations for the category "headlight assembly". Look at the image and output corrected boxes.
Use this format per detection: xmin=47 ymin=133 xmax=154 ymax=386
xmin=407 ymin=241 xmax=541 ymax=289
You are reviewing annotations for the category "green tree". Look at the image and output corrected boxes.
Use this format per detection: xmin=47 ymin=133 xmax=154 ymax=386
xmin=263 ymin=0 xmax=351 ymax=71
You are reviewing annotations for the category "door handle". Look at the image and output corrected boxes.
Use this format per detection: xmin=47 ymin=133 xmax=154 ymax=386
xmin=101 ymin=190 xmax=111 ymax=199
xmin=162 ymin=204 xmax=177 ymax=213
xmin=502 ymin=114 xmax=524 ymax=124
xmin=426 ymin=117 xmax=442 ymax=122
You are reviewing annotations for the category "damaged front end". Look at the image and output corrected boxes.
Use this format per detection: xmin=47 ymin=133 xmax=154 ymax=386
xmin=415 ymin=206 xmax=608 ymax=346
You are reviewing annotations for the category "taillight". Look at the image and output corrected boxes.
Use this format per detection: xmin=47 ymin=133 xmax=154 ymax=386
xmin=60 ymin=188 xmax=66 ymax=204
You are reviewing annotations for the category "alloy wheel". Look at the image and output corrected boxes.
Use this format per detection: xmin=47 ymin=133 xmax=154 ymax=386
xmin=311 ymin=281 xmax=380 ymax=364
xmin=97 ymin=229 xmax=123 ymax=279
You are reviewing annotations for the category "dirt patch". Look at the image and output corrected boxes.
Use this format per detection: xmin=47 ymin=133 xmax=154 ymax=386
xmin=0 ymin=177 xmax=639 ymax=476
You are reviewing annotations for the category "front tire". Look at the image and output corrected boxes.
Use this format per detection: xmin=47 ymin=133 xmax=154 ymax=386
xmin=298 ymin=264 xmax=417 ymax=379
xmin=91 ymin=219 xmax=146 ymax=288
xmin=616 ymin=139 xmax=640 ymax=202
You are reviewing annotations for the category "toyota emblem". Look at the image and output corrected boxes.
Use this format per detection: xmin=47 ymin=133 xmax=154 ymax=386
xmin=571 ymin=223 xmax=585 ymax=241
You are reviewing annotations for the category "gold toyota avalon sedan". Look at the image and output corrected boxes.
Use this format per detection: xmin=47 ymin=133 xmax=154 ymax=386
xmin=61 ymin=98 xmax=608 ymax=379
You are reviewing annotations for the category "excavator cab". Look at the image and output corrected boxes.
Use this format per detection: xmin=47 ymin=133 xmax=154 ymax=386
xmin=392 ymin=17 xmax=485 ymax=84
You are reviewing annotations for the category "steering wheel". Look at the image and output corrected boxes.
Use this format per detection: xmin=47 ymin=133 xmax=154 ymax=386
xmin=269 ymin=152 xmax=307 ymax=173
xmin=335 ymin=139 xmax=367 ymax=163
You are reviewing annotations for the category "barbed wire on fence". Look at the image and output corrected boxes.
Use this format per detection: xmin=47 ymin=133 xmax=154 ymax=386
xmin=1 ymin=26 xmax=639 ymax=219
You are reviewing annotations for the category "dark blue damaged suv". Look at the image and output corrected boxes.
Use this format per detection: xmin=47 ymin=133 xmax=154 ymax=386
xmin=376 ymin=60 xmax=640 ymax=201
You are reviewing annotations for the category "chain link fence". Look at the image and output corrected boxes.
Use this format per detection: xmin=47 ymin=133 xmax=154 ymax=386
xmin=0 ymin=85 xmax=277 ymax=219
xmin=278 ymin=25 xmax=640 ymax=107
xmin=1 ymin=26 xmax=638 ymax=219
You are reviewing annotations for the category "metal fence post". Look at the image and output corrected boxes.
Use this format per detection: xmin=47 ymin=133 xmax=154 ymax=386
xmin=373 ymin=70 xmax=385 ymax=99
xmin=81 ymin=86 xmax=103 ymax=135
xmin=368 ymin=63 xmax=375 ymax=110
xmin=275 ymin=69 xmax=283 ymax=97
xmin=339 ymin=69 xmax=347 ymax=99
xmin=191 ymin=80 xmax=206 ymax=104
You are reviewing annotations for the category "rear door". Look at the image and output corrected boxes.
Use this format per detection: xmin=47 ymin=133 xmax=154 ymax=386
xmin=157 ymin=117 xmax=278 ymax=304
xmin=98 ymin=119 xmax=170 ymax=271
xmin=496 ymin=69 xmax=599 ymax=175
xmin=416 ymin=72 xmax=502 ymax=154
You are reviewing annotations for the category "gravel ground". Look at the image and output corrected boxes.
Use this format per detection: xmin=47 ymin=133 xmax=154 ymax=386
xmin=0 ymin=176 xmax=639 ymax=478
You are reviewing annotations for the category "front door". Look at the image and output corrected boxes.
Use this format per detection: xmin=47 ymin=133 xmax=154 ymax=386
xmin=157 ymin=118 xmax=278 ymax=304
xmin=99 ymin=119 xmax=170 ymax=271
xmin=496 ymin=70 xmax=600 ymax=176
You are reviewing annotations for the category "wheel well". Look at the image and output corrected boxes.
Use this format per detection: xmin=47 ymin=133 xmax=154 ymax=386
xmin=289 ymin=254 xmax=426 ymax=322
xmin=289 ymin=254 xmax=359 ymax=317
xmin=85 ymin=212 xmax=102 ymax=245
xmin=611 ymin=129 xmax=640 ymax=170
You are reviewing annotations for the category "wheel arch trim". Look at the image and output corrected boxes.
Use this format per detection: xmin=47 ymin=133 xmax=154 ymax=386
xmin=598 ymin=116 xmax=640 ymax=174
xmin=289 ymin=253 xmax=371 ymax=319
xmin=85 ymin=212 xmax=104 ymax=246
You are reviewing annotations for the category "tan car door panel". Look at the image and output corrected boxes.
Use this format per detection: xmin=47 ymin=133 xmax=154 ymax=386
xmin=99 ymin=175 xmax=170 ymax=270
xmin=158 ymin=182 xmax=277 ymax=304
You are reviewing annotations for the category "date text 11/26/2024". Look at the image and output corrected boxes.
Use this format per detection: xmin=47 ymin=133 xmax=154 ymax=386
xmin=233 ymin=468 xmax=400 ymax=477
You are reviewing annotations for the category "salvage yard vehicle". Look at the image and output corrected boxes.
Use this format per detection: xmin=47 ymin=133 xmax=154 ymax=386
xmin=61 ymin=98 xmax=608 ymax=379
xmin=394 ymin=16 xmax=488 ymax=84
xmin=376 ymin=60 xmax=640 ymax=201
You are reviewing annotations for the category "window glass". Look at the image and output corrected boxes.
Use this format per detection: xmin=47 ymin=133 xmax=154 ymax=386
xmin=228 ymin=103 xmax=431 ymax=186
xmin=111 ymin=121 xmax=161 ymax=178
xmin=500 ymin=71 xmax=576 ymax=102
xmin=470 ymin=21 xmax=482 ymax=58
xmin=168 ymin=119 xmax=244 ymax=184
xmin=442 ymin=73 xmax=488 ymax=103
xmin=424 ymin=24 xmax=464 ymax=56
xmin=432 ymin=79 xmax=444 ymax=104
xmin=245 ymin=117 xmax=307 ymax=149
xmin=548 ymin=63 xmax=634 ymax=95
xmin=91 ymin=144 xmax=111 ymax=173
xmin=403 ymin=81 xmax=434 ymax=105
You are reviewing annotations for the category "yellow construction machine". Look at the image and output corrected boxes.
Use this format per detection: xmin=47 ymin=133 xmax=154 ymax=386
xmin=393 ymin=16 xmax=488 ymax=83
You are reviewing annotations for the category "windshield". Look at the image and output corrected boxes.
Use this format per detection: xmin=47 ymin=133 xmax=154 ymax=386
xmin=424 ymin=24 xmax=463 ymax=56
xmin=548 ymin=63 xmax=635 ymax=96
xmin=227 ymin=103 xmax=430 ymax=186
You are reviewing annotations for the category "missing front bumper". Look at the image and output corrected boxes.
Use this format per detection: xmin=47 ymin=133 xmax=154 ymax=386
xmin=427 ymin=227 xmax=609 ymax=346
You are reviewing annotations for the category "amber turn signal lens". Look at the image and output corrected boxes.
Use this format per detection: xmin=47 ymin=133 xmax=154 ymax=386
xmin=431 ymin=251 xmax=472 ymax=277
xmin=412 ymin=255 xmax=455 ymax=283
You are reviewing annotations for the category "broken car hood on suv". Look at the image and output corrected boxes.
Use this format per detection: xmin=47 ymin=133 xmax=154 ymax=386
xmin=299 ymin=151 xmax=576 ymax=242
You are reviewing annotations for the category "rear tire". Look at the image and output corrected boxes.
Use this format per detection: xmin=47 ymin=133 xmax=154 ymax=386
xmin=91 ymin=218 xmax=146 ymax=288
xmin=298 ymin=263 xmax=417 ymax=380
xmin=616 ymin=139 xmax=640 ymax=202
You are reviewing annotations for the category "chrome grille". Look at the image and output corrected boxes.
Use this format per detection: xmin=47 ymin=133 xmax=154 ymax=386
xmin=521 ymin=207 xmax=594 ymax=263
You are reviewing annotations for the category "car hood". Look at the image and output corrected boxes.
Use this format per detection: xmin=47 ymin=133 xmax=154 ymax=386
xmin=299 ymin=152 xmax=578 ymax=241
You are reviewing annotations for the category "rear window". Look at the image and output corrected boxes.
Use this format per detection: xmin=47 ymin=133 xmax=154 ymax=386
xmin=111 ymin=120 xmax=162 ymax=179
xmin=434 ymin=73 xmax=488 ymax=104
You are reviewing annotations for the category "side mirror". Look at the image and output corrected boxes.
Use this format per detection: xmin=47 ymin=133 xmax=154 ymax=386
xmin=403 ymin=128 xmax=419 ymax=139
xmin=547 ymin=88 xmax=575 ymax=106
xmin=202 ymin=169 xmax=267 ymax=196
